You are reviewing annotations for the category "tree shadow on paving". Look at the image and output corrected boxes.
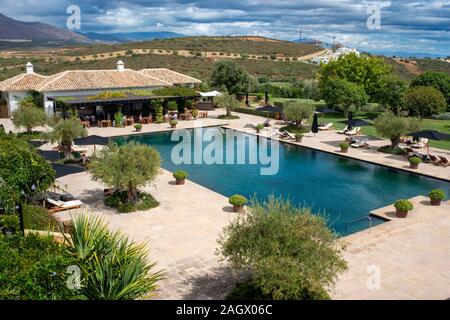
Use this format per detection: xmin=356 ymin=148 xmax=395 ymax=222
xmin=78 ymin=188 xmax=105 ymax=206
xmin=181 ymin=266 xmax=244 ymax=300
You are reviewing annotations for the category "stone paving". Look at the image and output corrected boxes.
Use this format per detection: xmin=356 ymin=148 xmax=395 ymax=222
xmin=3 ymin=110 xmax=449 ymax=299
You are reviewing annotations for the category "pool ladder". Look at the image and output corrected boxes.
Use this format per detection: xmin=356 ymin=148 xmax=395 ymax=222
xmin=344 ymin=215 xmax=373 ymax=234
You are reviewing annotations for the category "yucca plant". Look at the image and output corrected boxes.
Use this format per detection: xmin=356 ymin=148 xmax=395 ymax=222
xmin=66 ymin=214 xmax=164 ymax=300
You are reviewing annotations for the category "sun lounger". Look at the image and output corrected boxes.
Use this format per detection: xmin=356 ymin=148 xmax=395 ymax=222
xmin=428 ymin=154 xmax=440 ymax=165
xmin=437 ymin=155 xmax=449 ymax=167
xmin=47 ymin=198 xmax=83 ymax=213
xmin=272 ymin=129 xmax=287 ymax=138
xmin=351 ymin=138 xmax=370 ymax=149
xmin=345 ymin=127 xmax=361 ymax=136
xmin=283 ymin=131 xmax=296 ymax=140
xmin=319 ymin=123 xmax=333 ymax=131
xmin=411 ymin=138 xmax=429 ymax=149
xmin=337 ymin=126 xmax=349 ymax=134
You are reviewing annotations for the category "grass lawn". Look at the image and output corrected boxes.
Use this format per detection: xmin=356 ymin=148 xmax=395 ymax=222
xmin=320 ymin=112 xmax=450 ymax=151
xmin=269 ymin=98 xmax=450 ymax=151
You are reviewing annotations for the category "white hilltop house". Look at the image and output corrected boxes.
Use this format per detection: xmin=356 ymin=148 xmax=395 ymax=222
xmin=311 ymin=47 xmax=360 ymax=65
xmin=0 ymin=61 xmax=201 ymax=118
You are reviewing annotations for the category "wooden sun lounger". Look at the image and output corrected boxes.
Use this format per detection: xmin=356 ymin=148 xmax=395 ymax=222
xmin=46 ymin=198 xmax=83 ymax=213
xmin=438 ymin=155 xmax=449 ymax=167
xmin=319 ymin=123 xmax=333 ymax=131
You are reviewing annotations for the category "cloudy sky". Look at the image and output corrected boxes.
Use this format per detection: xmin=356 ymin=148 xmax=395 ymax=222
xmin=1 ymin=0 xmax=449 ymax=56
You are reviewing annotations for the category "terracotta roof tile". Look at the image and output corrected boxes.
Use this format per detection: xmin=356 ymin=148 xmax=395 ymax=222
xmin=37 ymin=69 xmax=173 ymax=92
xmin=140 ymin=68 xmax=202 ymax=85
xmin=0 ymin=73 xmax=47 ymax=91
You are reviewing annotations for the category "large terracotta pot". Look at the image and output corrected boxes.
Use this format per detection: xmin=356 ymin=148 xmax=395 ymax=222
xmin=430 ymin=198 xmax=442 ymax=206
xmin=233 ymin=204 xmax=244 ymax=213
xmin=175 ymin=178 xmax=185 ymax=185
xmin=396 ymin=209 xmax=408 ymax=218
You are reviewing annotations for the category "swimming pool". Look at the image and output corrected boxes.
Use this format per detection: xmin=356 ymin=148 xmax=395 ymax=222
xmin=116 ymin=128 xmax=449 ymax=235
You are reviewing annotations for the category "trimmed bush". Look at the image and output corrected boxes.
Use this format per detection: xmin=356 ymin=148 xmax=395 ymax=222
xmin=229 ymin=194 xmax=247 ymax=206
xmin=173 ymin=170 xmax=188 ymax=180
xmin=339 ymin=142 xmax=350 ymax=150
xmin=104 ymin=190 xmax=159 ymax=213
xmin=134 ymin=123 xmax=142 ymax=129
xmin=394 ymin=199 xmax=413 ymax=211
xmin=428 ymin=189 xmax=446 ymax=200
xmin=170 ymin=119 xmax=178 ymax=126
xmin=409 ymin=156 xmax=422 ymax=164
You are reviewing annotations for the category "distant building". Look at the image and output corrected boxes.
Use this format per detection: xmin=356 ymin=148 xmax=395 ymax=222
xmin=310 ymin=47 xmax=360 ymax=65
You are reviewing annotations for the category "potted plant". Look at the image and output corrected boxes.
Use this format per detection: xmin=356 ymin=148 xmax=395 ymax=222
xmin=173 ymin=170 xmax=188 ymax=185
xmin=339 ymin=142 xmax=349 ymax=153
xmin=295 ymin=133 xmax=303 ymax=142
xmin=134 ymin=123 xmax=142 ymax=132
xmin=394 ymin=199 xmax=413 ymax=218
xmin=191 ymin=108 xmax=199 ymax=119
xmin=255 ymin=124 xmax=264 ymax=133
xmin=229 ymin=194 xmax=247 ymax=213
xmin=409 ymin=156 xmax=421 ymax=169
xmin=170 ymin=119 xmax=177 ymax=128
xmin=428 ymin=189 xmax=446 ymax=206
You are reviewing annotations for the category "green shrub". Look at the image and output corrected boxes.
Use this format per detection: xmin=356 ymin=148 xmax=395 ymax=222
xmin=0 ymin=135 xmax=55 ymax=212
xmin=114 ymin=111 xmax=124 ymax=127
xmin=191 ymin=108 xmax=199 ymax=118
xmin=0 ymin=233 xmax=82 ymax=300
xmin=134 ymin=123 xmax=142 ymax=129
xmin=218 ymin=196 xmax=347 ymax=300
xmin=295 ymin=133 xmax=303 ymax=139
xmin=378 ymin=145 xmax=407 ymax=155
xmin=173 ymin=170 xmax=188 ymax=180
xmin=409 ymin=156 xmax=422 ymax=164
xmin=280 ymin=124 xmax=309 ymax=134
xmin=104 ymin=190 xmax=159 ymax=213
xmin=217 ymin=114 xmax=240 ymax=120
xmin=167 ymin=101 xmax=178 ymax=111
xmin=339 ymin=142 xmax=349 ymax=150
xmin=12 ymin=103 xmax=48 ymax=134
xmin=255 ymin=124 xmax=264 ymax=130
xmin=229 ymin=194 xmax=247 ymax=206
xmin=170 ymin=119 xmax=177 ymax=126
xmin=66 ymin=214 xmax=164 ymax=300
xmin=23 ymin=204 xmax=58 ymax=231
xmin=0 ymin=214 xmax=20 ymax=233
xmin=428 ymin=189 xmax=446 ymax=200
xmin=394 ymin=199 xmax=413 ymax=211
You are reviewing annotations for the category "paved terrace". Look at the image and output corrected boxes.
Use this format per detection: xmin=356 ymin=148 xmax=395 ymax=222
xmin=2 ymin=110 xmax=449 ymax=299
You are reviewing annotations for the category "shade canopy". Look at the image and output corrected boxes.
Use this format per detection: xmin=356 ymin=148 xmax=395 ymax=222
xmin=74 ymin=135 xmax=110 ymax=146
xmin=315 ymin=107 xmax=340 ymax=114
xmin=407 ymin=130 xmax=450 ymax=141
xmin=256 ymin=105 xmax=283 ymax=113
xmin=311 ymin=113 xmax=319 ymax=134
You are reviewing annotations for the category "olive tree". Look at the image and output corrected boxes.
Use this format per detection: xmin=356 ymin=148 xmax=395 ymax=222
xmin=46 ymin=117 xmax=87 ymax=157
xmin=214 ymin=91 xmax=241 ymax=117
xmin=89 ymin=141 xmax=161 ymax=203
xmin=374 ymin=111 xmax=421 ymax=148
xmin=283 ymin=101 xmax=315 ymax=126
xmin=218 ymin=196 xmax=347 ymax=300
xmin=210 ymin=60 xmax=253 ymax=95
xmin=12 ymin=101 xmax=48 ymax=133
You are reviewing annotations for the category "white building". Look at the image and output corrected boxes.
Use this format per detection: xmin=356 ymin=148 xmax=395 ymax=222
xmin=0 ymin=61 xmax=201 ymax=118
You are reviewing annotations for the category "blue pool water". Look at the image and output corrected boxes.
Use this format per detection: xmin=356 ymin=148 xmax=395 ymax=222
xmin=116 ymin=128 xmax=449 ymax=235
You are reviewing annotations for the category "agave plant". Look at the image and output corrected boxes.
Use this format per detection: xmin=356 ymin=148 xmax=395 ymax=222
xmin=66 ymin=214 xmax=164 ymax=300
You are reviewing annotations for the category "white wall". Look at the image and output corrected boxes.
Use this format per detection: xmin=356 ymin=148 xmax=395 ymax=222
xmin=5 ymin=91 xmax=28 ymax=116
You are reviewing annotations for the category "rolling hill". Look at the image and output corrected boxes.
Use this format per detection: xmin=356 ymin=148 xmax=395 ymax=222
xmin=0 ymin=13 xmax=90 ymax=44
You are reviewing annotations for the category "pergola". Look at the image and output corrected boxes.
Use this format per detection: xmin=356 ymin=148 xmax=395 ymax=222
xmin=48 ymin=92 xmax=201 ymax=120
